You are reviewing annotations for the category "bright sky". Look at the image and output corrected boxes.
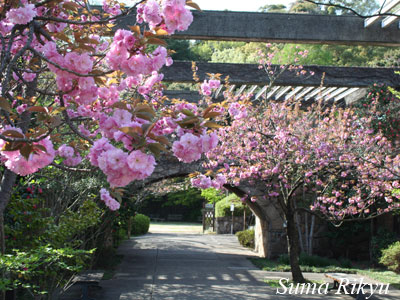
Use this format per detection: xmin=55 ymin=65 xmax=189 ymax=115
xmin=192 ymin=0 xmax=388 ymax=12
xmin=195 ymin=0 xmax=294 ymax=12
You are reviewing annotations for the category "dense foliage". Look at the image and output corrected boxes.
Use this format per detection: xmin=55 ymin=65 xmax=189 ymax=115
xmin=380 ymin=241 xmax=400 ymax=273
xmin=215 ymin=194 xmax=250 ymax=218
xmin=201 ymin=188 xmax=225 ymax=204
xmin=371 ymin=228 xmax=398 ymax=265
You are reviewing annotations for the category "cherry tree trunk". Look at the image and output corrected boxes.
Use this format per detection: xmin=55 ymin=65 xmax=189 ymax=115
xmin=0 ymin=169 xmax=17 ymax=254
xmin=286 ymin=209 xmax=306 ymax=283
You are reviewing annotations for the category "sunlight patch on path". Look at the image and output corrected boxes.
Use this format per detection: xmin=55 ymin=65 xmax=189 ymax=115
xmin=149 ymin=222 xmax=203 ymax=234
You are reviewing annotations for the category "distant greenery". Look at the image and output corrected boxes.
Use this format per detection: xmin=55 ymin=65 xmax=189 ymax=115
xmin=138 ymin=188 xmax=203 ymax=222
xmin=260 ymin=0 xmax=378 ymax=15
xmin=201 ymin=188 xmax=225 ymax=204
xmin=215 ymin=194 xmax=250 ymax=217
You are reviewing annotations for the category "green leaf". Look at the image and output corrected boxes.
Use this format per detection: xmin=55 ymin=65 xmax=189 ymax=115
xmin=181 ymin=109 xmax=195 ymax=117
xmin=203 ymin=121 xmax=222 ymax=129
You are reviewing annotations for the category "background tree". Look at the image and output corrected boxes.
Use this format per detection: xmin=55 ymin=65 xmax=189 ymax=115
xmin=0 ymin=0 xmax=221 ymax=252
xmin=258 ymin=4 xmax=287 ymax=13
xmin=289 ymin=0 xmax=322 ymax=13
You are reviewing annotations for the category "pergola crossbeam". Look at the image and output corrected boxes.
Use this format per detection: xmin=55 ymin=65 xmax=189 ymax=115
xmin=295 ymin=87 xmax=315 ymax=100
xmin=247 ymin=85 xmax=258 ymax=96
xmin=275 ymin=86 xmax=292 ymax=100
xmin=305 ymin=87 xmax=326 ymax=100
xmin=235 ymin=85 xmax=247 ymax=96
xmin=255 ymin=85 xmax=269 ymax=100
xmin=365 ymin=0 xmax=400 ymax=27
xmin=266 ymin=86 xmax=280 ymax=99
xmin=285 ymin=86 xmax=303 ymax=100
xmin=325 ymin=87 xmax=348 ymax=101
xmin=335 ymin=88 xmax=360 ymax=102
xmin=116 ymin=9 xmax=400 ymax=46
xmin=316 ymin=87 xmax=338 ymax=101
xmin=162 ymin=62 xmax=400 ymax=88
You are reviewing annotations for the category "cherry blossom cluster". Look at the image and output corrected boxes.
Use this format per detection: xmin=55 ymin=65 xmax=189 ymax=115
xmin=0 ymin=0 xmax=213 ymax=211
xmin=137 ymin=0 xmax=193 ymax=34
xmin=200 ymin=96 xmax=400 ymax=221
xmin=228 ymin=102 xmax=248 ymax=120
xmin=106 ymin=29 xmax=171 ymax=78
xmin=57 ymin=144 xmax=82 ymax=167
xmin=100 ymin=188 xmax=120 ymax=211
xmin=191 ymin=174 xmax=227 ymax=189
xmin=200 ymin=79 xmax=221 ymax=96
xmin=0 ymin=128 xmax=55 ymax=176
xmin=6 ymin=3 xmax=37 ymax=25
xmin=172 ymin=132 xmax=219 ymax=163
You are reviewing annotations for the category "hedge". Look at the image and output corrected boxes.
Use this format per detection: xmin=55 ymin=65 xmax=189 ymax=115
xmin=236 ymin=229 xmax=255 ymax=248
xmin=131 ymin=214 xmax=150 ymax=235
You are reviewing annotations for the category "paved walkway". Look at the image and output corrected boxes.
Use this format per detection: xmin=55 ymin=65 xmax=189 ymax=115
xmin=94 ymin=227 xmax=355 ymax=300
xmin=62 ymin=224 xmax=400 ymax=299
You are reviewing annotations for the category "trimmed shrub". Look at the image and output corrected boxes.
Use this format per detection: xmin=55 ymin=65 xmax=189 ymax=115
xmin=215 ymin=194 xmax=251 ymax=217
xmin=236 ymin=229 xmax=255 ymax=248
xmin=131 ymin=214 xmax=150 ymax=235
xmin=380 ymin=241 xmax=400 ymax=273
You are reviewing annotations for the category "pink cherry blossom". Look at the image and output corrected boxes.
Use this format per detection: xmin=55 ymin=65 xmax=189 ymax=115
xmin=172 ymin=133 xmax=202 ymax=163
xmin=7 ymin=4 xmax=37 ymax=25
xmin=127 ymin=150 xmax=156 ymax=176
xmin=100 ymin=188 xmax=121 ymax=211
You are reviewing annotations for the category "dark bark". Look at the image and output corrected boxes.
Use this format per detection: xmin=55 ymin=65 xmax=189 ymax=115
xmin=0 ymin=169 xmax=17 ymax=254
xmin=286 ymin=208 xmax=306 ymax=283
xmin=0 ymin=81 xmax=34 ymax=255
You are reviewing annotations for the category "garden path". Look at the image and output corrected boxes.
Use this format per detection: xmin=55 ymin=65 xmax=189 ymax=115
xmin=93 ymin=224 xmax=353 ymax=300
xmin=61 ymin=223 xmax=400 ymax=299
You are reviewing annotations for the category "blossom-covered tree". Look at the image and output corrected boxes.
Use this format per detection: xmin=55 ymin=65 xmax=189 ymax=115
xmin=0 ymin=0 xmax=224 ymax=254
xmin=193 ymin=91 xmax=400 ymax=281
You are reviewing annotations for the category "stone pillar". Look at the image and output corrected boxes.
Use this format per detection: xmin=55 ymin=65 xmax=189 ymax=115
xmin=255 ymin=216 xmax=269 ymax=258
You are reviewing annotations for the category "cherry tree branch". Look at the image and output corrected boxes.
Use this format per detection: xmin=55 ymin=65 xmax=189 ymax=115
xmin=59 ymin=96 xmax=94 ymax=145
xmin=0 ymin=128 xmax=54 ymax=143
xmin=34 ymin=1 xmax=144 ymax=25
xmin=50 ymin=162 xmax=93 ymax=173
xmin=303 ymin=0 xmax=400 ymax=18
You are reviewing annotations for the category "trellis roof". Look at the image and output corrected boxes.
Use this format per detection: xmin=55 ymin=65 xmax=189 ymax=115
xmin=116 ymin=8 xmax=400 ymax=104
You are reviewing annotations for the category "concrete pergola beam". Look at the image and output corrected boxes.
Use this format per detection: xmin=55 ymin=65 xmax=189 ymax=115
xmin=116 ymin=10 xmax=400 ymax=46
xmin=161 ymin=61 xmax=400 ymax=87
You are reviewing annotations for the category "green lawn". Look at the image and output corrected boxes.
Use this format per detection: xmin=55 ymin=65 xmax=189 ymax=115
xmin=249 ymin=257 xmax=400 ymax=289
